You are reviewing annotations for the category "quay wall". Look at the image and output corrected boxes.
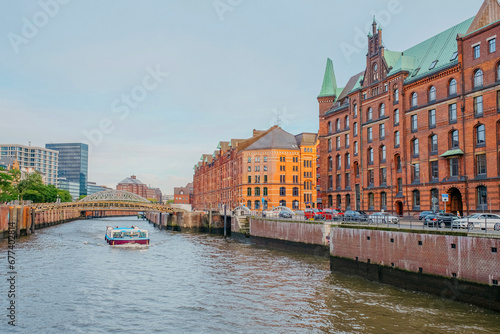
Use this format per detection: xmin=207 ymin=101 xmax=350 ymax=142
xmin=145 ymin=211 xmax=229 ymax=233
xmin=249 ymin=218 xmax=330 ymax=246
xmin=330 ymin=227 xmax=500 ymax=312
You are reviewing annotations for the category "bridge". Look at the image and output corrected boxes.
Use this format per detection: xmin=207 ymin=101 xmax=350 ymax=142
xmin=33 ymin=190 xmax=175 ymax=213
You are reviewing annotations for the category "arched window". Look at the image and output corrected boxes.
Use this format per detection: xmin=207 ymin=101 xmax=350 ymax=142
xmin=394 ymin=109 xmax=400 ymax=125
xmin=354 ymin=161 xmax=360 ymax=177
xmin=451 ymin=130 xmax=459 ymax=148
xmin=397 ymin=178 xmax=403 ymax=193
xmin=477 ymin=186 xmax=487 ymax=208
xmin=263 ymin=200 xmax=268 ymax=210
xmin=336 ymin=119 xmax=341 ymax=131
xmin=354 ymin=141 xmax=358 ymax=155
xmin=368 ymin=148 xmax=374 ymax=164
xmin=247 ymin=200 xmax=252 ymax=209
xmin=345 ymin=153 xmax=351 ymax=168
xmin=430 ymin=134 xmax=438 ymax=153
xmin=279 ymin=200 xmax=286 ymax=207
xmin=336 ymin=154 xmax=341 ymax=169
xmin=368 ymin=192 xmax=374 ymax=209
xmin=380 ymin=145 xmax=386 ymax=162
xmin=254 ymin=200 xmax=260 ymax=210
xmin=328 ymin=156 xmax=333 ymax=171
xmin=292 ymin=200 xmax=299 ymax=210
xmin=411 ymin=92 xmax=418 ymax=107
xmin=380 ymin=192 xmax=387 ymax=210
xmin=327 ymin=121 xmax=332 ymax=134
xmin=292 ymin=187 xmax=299 ymax=196
xmin=367 ymin=108 xmax=373 ymax=121
xmin=280 ymin=187 xmax=286 ymax=196
xmin=345 ymin=116 xmax=350 ymax=129
xmin=393 ymin=86 xmax=399 ymax=103
xmin=396 ymin=155 xmax=402 ymax=171
xmin=474 ymin=69 xmax=483 ymax=88
xmin=379 ymin=103 xmax=385 ymax=117
xmin=429 ymin=86 xmax=436 ymax=102
xmin=345 ymin=194 xmax=351 ymax=210
xmin=353 ymin=122 xmax=358 ymax=136
xmin=394 ymin=131 xmax=400 ymax=147
xmin=412 ymin=138 xmax=419 ymax=156
xmin=255 ymin=187 xmax=260 ymax=196
xmin=247 ymin=187 xmax=252 ymax=196
xmin=328 ymin=195 xmax=333 ymax=208
xmin=263 ymin=187 xmax=268 ymax=196
xmin=497 ymin=63 xmax=500 ymax=81
xmin=449 ymin=79 xmax=457 ymax=95
xmin=336 ymin=195 xmax=342 ymax=209
xmin=412 ymin=190 xmax=420 ymax=209
xmin=476 ymin=124 xmax=486 ymax=146
xmin=353 ymin=103 xmax=358 ymax=117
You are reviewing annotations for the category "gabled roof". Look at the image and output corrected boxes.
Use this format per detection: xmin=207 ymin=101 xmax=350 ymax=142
xmin=466 ymin=0 xmax=500 ymax=35
xmin=295 ymin=133 xmax=318 ymax=146
xmin=117 ymin=176 xmax=144 ymax=185
xmin=239 ymin=126 xmax=300 ymax=151
xmin=318 ymin=58 xmax=338 ymax=98
xmin=338 ymin=71 xmax=364 ymax=101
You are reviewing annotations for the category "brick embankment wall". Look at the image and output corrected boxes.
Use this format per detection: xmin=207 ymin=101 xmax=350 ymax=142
xmin=250 ymin=218 xmax=330 ymax=246
xmin=144 ymin=211 xmax=228 ymax=233
xmin=330 ymin=227 xmax=500 ymax=312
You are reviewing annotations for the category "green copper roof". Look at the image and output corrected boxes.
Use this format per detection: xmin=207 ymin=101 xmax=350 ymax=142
xmin=318 ymin=58 xmax=338 ymax=98
xmin=384 ymin=50 xmax=401 ymax=70
xmin=440 ymin=149 xmax=464 ymax=158
xmin=386 ymin=17 xmax=474 ymax=82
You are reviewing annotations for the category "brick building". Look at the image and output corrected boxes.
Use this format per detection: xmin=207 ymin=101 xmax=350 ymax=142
xmin=174 ymin=183 xmax=193 ymax=204
xmin=318 ymin=0 xmax=500 ymax=216
xmin=116 ymin=175 xmax=162 ymax=202
xmin=193 ymin=126 xmax=318 ymax=211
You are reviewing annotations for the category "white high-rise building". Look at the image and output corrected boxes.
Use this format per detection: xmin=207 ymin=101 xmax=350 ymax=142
xmin=0 ymin=144 xmax=59 ymax=186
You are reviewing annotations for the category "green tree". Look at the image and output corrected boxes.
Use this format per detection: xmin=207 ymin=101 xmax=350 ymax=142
xmin=57 ymin=189 xmax=72 ymax=202
xmin=0 ymin=168 xmax=16 ymax=202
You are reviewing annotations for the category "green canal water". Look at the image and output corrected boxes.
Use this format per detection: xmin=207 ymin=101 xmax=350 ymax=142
xmin=0 ymin=217 xmax=499 ymax=333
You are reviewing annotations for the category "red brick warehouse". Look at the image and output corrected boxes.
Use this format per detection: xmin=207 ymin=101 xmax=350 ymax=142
xmin=318 ymin=0 xmax=500 ymax=216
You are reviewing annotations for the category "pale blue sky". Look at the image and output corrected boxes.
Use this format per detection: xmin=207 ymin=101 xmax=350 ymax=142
xmin=0 ymin=0 xmax=481 ymax=194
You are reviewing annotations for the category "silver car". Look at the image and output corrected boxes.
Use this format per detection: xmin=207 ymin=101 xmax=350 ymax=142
xmin=367 ymin=212 xmax=399 ymax=224
xmin=452 ymin=213 xmax=500 ymax=230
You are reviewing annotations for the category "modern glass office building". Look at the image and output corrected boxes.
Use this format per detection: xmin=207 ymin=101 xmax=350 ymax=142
xmin=45 ymin=143 xmax=88 ymax=196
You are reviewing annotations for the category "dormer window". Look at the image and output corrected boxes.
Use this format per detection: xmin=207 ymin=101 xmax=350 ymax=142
xmin=429 ymin=60 xmax=438 ymax=70
xmin=450 ymin=51 xmax=458 ymax=61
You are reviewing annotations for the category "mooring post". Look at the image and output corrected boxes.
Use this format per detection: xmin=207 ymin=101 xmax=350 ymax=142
xmin=158 ymin=211 xmax=162 ymax=229
xmin=224 ymin=204 xmax=227 ymax=238
xmin=209 ymin=204 xmax=212 ymax=229
xmin=31 ymin=208 xmax=36 ymax=233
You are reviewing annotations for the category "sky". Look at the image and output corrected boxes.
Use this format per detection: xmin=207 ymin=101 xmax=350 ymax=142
xmin=0 ymin=0 xmax=482 ymax=194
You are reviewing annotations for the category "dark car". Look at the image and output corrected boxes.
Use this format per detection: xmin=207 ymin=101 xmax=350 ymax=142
xmin=419 ymin=211 xmax=434 ymax=220
xmin=424 ymin=212 xmax=457 ymax=228
xmin=279 ymin=210 xmax=293 ymax=219
xmin=343 ymin=210 xmax=368 ymax=222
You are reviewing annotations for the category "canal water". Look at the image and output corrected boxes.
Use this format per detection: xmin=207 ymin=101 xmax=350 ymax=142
xmin=1 ymin=217 xmax=499 ymax=333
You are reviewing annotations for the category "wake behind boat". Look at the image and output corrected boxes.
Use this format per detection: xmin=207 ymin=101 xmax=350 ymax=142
xmin=105 ymin=225 xmax=150 ymax=245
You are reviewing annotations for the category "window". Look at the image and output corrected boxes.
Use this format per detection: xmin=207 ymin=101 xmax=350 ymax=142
xmin=379 ymin=103 xmax=385 ymax=117
xmin=449 ymin=79 xmax=457 ymax=96
xmin=367 ymin=127 xmax=373 ymax=142
xmin=345 ymin=173 xmax=350 ymax=188
xmin=292 ymin=187 xmax=299 ymax=196
xmin=336 ymin=137 xmax=341 ymax=150
xmin=489 ymin=38 xmax=496 ymax=53
xmin=247 ymin=187 xmax=252 ymax=196
xmin=429 ymin=109 xmax=436 ymax=128
xmin=354 ymin=141 xmax=358 ymax=155
xmin=328 ymin=175 xmax=333 ymax=190
xmin=368 ymin=192 xmax=374 ymax=209
xmin=292 ymin=200 xmax=299 ymax=210
xmin=413 ymin=190 xmax=420 ymax=208
xmin=247 ymin=200 xmax=252 ymax=209
xmin=368 ymin=148 xmax=374 ymax=164
xmin=394 ymin=109 xmax=399 ymax=125
xmin=380 ymin=192 xmax=387 ymax=209
xmin=450 ymin=158 xmax=459 ymax=177
xmin=411 ymin=115 xmax=418 ymax=132
xmin=248 ymin=157 xmax=251 ymax=163
xmin=336 ymin=174 xmax=341 ymax=189
xmin=353 ymin=104 xmax=358 ymax=117
xmin=380 ymin=168 xmax=387 ymax=185
xmin=264 ymin=165 xmax=268 ymax=171
xmin=380 ymin=145 xmax=386 ymax=163
xmin=328 ymin=121 xmax=332 ymax=134
xmin=255 ymin=156 xmax=260 ymax=162
xmin=476 ymin=154 xmax=486 ymax=176
xmin=431 ymin=160 xmax=439 ymax=180
xmin=413 ymin=139 xmax=419 ymax=157
xmin=451 ymin=130 xmax=459 ymax=148
xmin=254 ymin=200 xmax=260 ymax=210
xmin=248 ymin=175 xmax=252 ymax=183
xmin=328 ymin=156 xmax=333 ymax=171
xmin=346 ymin=153 xmax=351 ymax=168
xmin=412 ymin=163 xmax=420 ymax=182
xmin=336 ymin=119 xmax=341 ymax=131
xmin=397 ymin=178 xmax=403 ymax=193
xmin=345 ymin=134 xmax=350 ymax=148
xmin=450 ymin=51 xmax=458 ymax=61
xmin=394 ymin=131 xmax=400 ymax=147
xmin=248 ymin=166 xmax=251 ymax=172
xmin=476 ymin=124 xmax=485 ymax=146
xmin=280 ymin=187 xmax=286 ymax=196
xmin=379 ymin=123 xmax=385 ymax=139
xmin=474 ymin=69 xmax=483 ymax=88
xmin=473 ymin=44 xmax=480 ymax=59
xmin=449 ymin=103 xmax=457 ymax=123
xmin=345 ymin=116 xmax=350 ymax=129
xmin=264 ymin=175 xmax=267 ymax=183
xmin=498 ymin=63 xmax=500 ymax=81
xmin=263 ymin=187 xmax=268 ymax=196
xmin=328 ymin=138 xmax=332 ymax=152
xmin=429 ymin=60 xmax=438 ymax=70
xmin=337 ymin=155 xmax=341 ymax=170
xmin=429 ymin=86 xmax=436 ymax=102
xmin=355 ymin=162 xmax=360 ymax=177
xmin=367 ymin=108 xmax=373 ymax=121
xmin=396 ymin=155 xmax=402 ymax=171
xmin=336 ymin=195 xmax=342 ymax=208
xmin=353 ymin=122 xmax=358 ymax=136
xmin=430 ymin=134 xmax=438 ymax=153
xmin=474 ymin=96 xmax=483 ymax=116
xmin=411 ymin=93 xmax=418 ymax=107
xmin=255 ymin=187 xmax=260 ymax=196
xmin=279 ymin=200 xmax=286 ymax=207
xmin=394 ymin=88 xmax=399 ymax=103
xmin=477 ymin=186 xmax=487 ymax=208
xmin=263 ymin=156 xmax=267 ymax=162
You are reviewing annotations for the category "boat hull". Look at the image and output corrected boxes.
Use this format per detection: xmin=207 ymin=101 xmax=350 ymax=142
xmin=105 ymin=237 xmax=150 ymax=245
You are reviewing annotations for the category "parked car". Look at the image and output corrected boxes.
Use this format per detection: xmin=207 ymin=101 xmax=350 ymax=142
xmin=424 ymin=212 xmax=457 ymax=228
xmin=419 ymin=211 xmax=434 ymax=220
xmin=452 ymin=213 xmax=500 ymax=230
xmin=343 ymin=210 xmax=368 ymax=222
xmin=305 ymin=208 xmax=321 ymax=220
xmin=320 ymin=208 xmax=343 ymax=220
xmin=279 ymin=210 xmax=293 ymax=219
xmin=367 ymin=212 xmax=399 ymax=224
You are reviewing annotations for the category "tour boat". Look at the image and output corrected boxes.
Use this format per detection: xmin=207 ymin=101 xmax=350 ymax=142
xmin=105 ymin=226 xmax=150 ymax=245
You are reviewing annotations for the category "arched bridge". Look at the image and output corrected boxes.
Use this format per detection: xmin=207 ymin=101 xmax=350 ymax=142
xmin=34 ymin=190 xmax=175 ymax=213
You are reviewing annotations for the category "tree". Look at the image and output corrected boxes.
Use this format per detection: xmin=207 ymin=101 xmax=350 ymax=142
xmin=0 ymin=168 xmax=16 ymax=202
